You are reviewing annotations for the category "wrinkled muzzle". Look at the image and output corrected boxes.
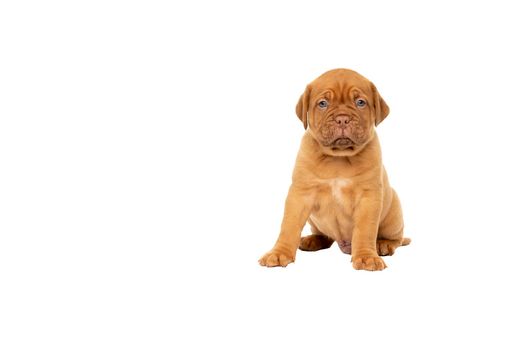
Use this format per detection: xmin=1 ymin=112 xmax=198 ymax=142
xmin=318 ymin=116 xmax=368 ymax=149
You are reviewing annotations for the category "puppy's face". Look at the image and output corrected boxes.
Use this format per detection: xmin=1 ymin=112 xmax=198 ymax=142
xmin=296 ymin=69 xmax=389 ymax=157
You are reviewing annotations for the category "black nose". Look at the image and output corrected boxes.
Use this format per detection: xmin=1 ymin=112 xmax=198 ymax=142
xmin=335 ymin=115 xmax=350 ymax=125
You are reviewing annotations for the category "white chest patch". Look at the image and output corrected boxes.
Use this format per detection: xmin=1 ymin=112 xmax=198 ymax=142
xmin=330 ymin=178 xmax=351 ymax=205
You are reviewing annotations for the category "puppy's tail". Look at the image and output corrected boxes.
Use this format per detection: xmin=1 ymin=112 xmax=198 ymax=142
xmin=401 ymin=237 xmax=411 ymax=246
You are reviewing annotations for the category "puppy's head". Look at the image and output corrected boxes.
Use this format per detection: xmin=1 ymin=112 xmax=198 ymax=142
xmin=296 ymin=69 xmax=389 ymax=157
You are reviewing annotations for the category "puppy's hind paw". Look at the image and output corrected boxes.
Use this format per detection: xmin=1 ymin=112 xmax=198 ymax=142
xmin=376 ymin=239 xmax=401 ymax=256
xmin=299 ymin=234 xmax=334 ymax=251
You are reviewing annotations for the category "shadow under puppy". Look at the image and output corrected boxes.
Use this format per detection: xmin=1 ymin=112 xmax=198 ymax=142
xmin=259 ymin=69 xmax=410 ymax=271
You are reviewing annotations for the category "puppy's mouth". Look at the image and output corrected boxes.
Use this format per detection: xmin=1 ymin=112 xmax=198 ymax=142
xmin=331 ymin=137 xmax=355 ymax=151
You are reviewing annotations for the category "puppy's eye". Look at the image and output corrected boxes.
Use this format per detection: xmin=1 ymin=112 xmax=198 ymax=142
xmin=318 ymin=99 xmax=329 ymax=109
xmin=356 ymin=98 xmax=367 ymax=108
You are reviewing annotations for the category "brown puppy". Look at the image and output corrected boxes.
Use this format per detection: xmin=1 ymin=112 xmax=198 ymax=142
xmin=259 ymin=69 xmax=410 ymax=271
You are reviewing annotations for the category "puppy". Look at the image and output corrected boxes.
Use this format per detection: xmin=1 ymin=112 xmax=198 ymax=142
xmin=259 ymin=69 xmax=410 ymax=271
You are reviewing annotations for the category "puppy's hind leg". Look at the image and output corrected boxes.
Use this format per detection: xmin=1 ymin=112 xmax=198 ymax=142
xmin=377 ymin=190 xmax=411 ymax=256
xmin=299 ymin=221 xmax=334 ymax=252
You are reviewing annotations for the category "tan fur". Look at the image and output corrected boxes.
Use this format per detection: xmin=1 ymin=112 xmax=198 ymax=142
xmin=259 ymin=69 xmax=410 ymax=271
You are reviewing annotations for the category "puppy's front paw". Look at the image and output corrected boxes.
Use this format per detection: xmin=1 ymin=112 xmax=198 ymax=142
xmin=259 ymin=248 xmax=295 ymax=267
xmin=352 ymin=255 xmax=386 ymax=271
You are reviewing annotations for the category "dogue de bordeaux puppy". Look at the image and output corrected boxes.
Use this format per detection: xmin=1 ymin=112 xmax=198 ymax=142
xmin=259 ymin=69 xmax=410 ymax=271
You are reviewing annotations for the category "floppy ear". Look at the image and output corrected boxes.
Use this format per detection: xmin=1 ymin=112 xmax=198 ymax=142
xmin=371 ymin=82 xmax=390 ymax=126
xmin=295 ymin=85 xmax=311 ymax=129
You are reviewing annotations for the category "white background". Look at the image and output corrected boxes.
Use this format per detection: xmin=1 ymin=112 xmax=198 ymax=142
xmin=1 ymin=0 xmax=524 ymax=349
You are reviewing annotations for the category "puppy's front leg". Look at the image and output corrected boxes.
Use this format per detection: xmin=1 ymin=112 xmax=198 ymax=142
xmin=259 ymin=186 xmax=314 ymax=267
xmin=351 ymin=191 xmax=386 ymax=271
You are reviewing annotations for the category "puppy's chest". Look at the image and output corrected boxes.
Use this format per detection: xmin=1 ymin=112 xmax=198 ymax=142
xmin=314 ymin=178 xmax=354 ymax=208
xmin=310 ymin=177 xmax=356 ymax=240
